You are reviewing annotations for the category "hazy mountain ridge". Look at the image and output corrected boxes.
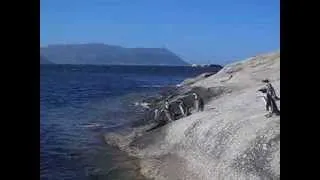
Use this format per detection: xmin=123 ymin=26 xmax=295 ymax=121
xmin=40 ymin=55 xmax=54 ymax=64
xmin=40 ymin=43 xmax=190 ymax=66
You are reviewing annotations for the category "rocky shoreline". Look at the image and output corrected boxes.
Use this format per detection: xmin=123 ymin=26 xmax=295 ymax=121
xmin=103 ymin=73 xmax=220 ymax=179
xmin=104 ymin=75 xmax=218 ymax=149
xmin=104 ymin=51 xmax=280 ymax=180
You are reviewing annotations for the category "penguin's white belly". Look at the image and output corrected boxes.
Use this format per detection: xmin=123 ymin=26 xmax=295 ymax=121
xmin=179 ymin=106 xmax=185 ymax=115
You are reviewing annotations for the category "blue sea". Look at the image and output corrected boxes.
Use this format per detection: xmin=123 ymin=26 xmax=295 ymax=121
xmin=40 ymin=65 xmax=220 ymax=180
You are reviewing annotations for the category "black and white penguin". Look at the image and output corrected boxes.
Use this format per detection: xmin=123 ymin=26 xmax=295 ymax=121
xmin=192 ymin=93 xmax=204 ymax=112
xmin=153 ymin=108 xmax=160 ymax=121
xmin=258 ymin=87 xmax=280 ymax=118
xmin=177 ymin=99 xmax=187 ymax=117
xmin=262 ymin=79 xmax=280 ymax=101
xmin=164 ymin=100 xmax=173 ymax=122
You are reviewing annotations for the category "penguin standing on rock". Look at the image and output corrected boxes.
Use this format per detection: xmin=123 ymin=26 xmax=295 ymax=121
xmin=262 ymin=79 xmax=280 ymax=101
xmin=192 ymin=93 xmax=204 ymax=112
xmin=153 ymin=108 xmax=160 ymax=121
xmin=164 ymin=100 xmax=174 ymax=122
xmin=177 ymin=99 xmax=188 ymax=117
xmin=258 ymin=87 xmax=280 ymax=118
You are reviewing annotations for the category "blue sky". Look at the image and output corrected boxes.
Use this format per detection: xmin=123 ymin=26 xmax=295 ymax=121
xmin=41 ymin=0 xmax=279 ymax=65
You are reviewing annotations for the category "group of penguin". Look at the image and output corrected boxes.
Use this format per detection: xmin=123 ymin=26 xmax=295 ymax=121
xmin=160 ymin=92 xmax=204 ymax=122
xmin=146 ymin=92 xmax=204 ymax=132
xmin=146 ymin=79 xmax=280 ymax=132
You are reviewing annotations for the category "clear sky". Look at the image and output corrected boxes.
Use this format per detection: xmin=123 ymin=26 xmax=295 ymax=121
xmin=40 ymin=0 xmax=279 ymax=65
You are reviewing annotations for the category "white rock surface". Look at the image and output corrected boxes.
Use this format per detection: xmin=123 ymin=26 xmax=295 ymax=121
xmin=106 ymin=51 xmax=280 ymax=180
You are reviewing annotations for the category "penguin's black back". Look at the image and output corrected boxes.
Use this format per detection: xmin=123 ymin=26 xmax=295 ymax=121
xmin=199 ymin=98 xmax=204 ymax=111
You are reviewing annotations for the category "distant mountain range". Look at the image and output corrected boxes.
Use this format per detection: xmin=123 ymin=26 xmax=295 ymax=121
xmin=40 ymin=55 xmax=54 ymax=64
xmin=40 ymin=43 xmax=189 ymax=66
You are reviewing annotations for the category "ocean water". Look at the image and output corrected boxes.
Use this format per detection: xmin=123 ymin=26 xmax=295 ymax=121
xmin=40 ymin=65 xmax=221 ymax=180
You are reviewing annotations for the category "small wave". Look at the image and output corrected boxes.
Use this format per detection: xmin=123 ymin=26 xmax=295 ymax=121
xmin=79 ymin=123 xmax=103 ymax=128
xmin=139 ymin=85 xmax=163 ymax=88
xmin=134 ymin=102 xmax=150 ymax=109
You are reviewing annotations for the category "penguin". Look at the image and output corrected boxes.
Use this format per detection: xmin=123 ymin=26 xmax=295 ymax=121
xmin=262 ymin=79 xmax=280 ymax=101
xmin=257 ymin=89 xmax=268 ymax=111
xmin=146 ymin=108 xmax=167 ymax=132
xmin=164 ymin=100 xmax=174 ymax=122
xmin=177 ymin=99 xmax=187 ymax=117
xmin=192 ymin=93 xmax=204 ymax=112
xmin=258 ymin=87 xmax=280 ymax=118
xmin=146 ymin=113 xmax=167 ymax=132
xmin=154 ymin=108 xmax=160 ymax=121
